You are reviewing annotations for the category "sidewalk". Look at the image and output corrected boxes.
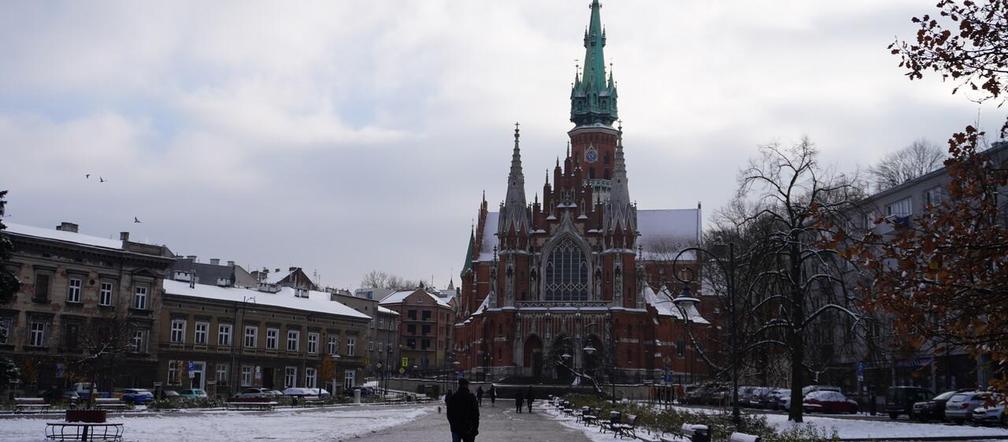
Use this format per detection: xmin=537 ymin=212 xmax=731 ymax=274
xmin=351 ymin=399 xmax=593 ymax=442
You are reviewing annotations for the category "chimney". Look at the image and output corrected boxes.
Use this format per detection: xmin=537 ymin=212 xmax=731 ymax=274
xmin=186 ymin=255 xmax=197 ymax=261
xmin=210 ymin=258 xmax=220 ymax=265
xmin=289 ymin=266 xmax=298 ymax=273
xmin=227 ymin=260 xmax=235 ymax=266
xmin=56 ymin=222 xmax=79 ymax=233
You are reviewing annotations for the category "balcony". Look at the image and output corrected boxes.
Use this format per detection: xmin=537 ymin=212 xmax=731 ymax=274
xmin=515 ymin=300 xmax=609 ymax=309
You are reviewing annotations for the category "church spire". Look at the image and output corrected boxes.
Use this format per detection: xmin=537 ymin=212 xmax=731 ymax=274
xmin=570 ymin=0 xmax=618 ymax=127
xmin=604 ymin=121 xmax=635 ymax=232
xmin=500 ymin=122 xmax=529 ymax=235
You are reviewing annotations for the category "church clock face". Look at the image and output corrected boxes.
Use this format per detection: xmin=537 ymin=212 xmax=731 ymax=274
xmin=585 ymin=146 xmax=598 ymax=163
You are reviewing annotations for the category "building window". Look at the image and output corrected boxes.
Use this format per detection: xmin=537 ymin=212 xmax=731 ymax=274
xmin=194 ymin=322 xmax=208 ymax=345
xmin=421 ymin=310 xmax=431 ymax=321
xmin=287 ymin=330 xmax=300 ymax=352
xmin=328 ymin=335 xmax=339 ymax=355
xmin=407 ymin=338 xmax=416 ymax=349
xmin=266 ymin=328 xmax=279 ymax=350
xmin=216 ymin=364 xmax=229 ymax=386
xmin=34 ymin=273 xmax=51 ymax=302
xmin=131 ymin=329 xmax=149 ymax=353
xmin=344 ymin=369 xmax=355 ymax=390
xmin=925 ymin=186 xmax=944 ymax=207
xmin=284 ymin=366 xmax=297 ymax=388
xmin=421 ymin=338 xmax=430 ymax=350
xmin=133 ymin=285 xmax=148 ymax=310
xmin=241 ymin=366 xmax=253 ymax=386
xmin=307 ymin=332 xmax=319 ymax=354
xmin=407 ymin=310 xmax=417 ymax=320
xmin=543 ymin=237 xmax=589 ymax=301
xmin=422 ymin=324 xmax=431 ymax=335
xmin=67 ymin=277 xmax=82 ymax=303
xmin=407 ymin=324 xmax=416 ymax=335
xmin=676 ymin=340 xmax=685 ymax=358
xmin=170 ymin=320 xmax=186 ymax=344
xmin=219 ymin=324 xmax=233 ymax=347
xmin=305 ymin=367 xmax=317 ymax=389
xmin=368 ymin=340 xmax=373 ymax=351
xmin=886 ymin=197 xmax=912 ymax=218
xmin=245 ymin=326 xmax=258 ymax=349
xmin=0 ymin=317 xmax=11 ymax=344
xmin=168 ymin=360 xmax=180 ymax=385
xmin=99 ymin=282 xmax=114 ymax=306
xmin=346 ymin=336 xmax=355 ymax=356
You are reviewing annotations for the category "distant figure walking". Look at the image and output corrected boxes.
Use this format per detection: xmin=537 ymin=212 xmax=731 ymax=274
xmin=476 ymin=386 xmax=484 ymax=407
xmin=525 ymin=386 xmax=534 ymax=413
xmin=515 ymin=390 xmax=524 ymax=413
xmin=446 ymin=379 xmax=480 ymax=442
xmin=488 ymin=385 xmax=497 ymax=407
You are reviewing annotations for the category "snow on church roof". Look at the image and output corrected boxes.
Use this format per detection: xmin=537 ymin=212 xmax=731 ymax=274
xmin=477 ymin=212 xmax=499 ymax=262
xmin=643 ymin=284 xmax=710 ymax=325
xmin=475 ymin=208 xmax=699 ymax=262
xmin=637 ymin=209 xmax=701 ymax=260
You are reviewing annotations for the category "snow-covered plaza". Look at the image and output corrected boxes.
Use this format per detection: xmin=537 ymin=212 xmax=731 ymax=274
xmin=0 ymin=404 xmax=431 ymax=441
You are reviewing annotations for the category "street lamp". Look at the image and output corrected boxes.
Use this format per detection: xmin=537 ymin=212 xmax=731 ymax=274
xmin=330 ymin=353 xmax=340 ymax=398
xmin=672 ymin=284 xmax=700 ymax=398
xmin=671 ymin=242 xmax=741 ymax=427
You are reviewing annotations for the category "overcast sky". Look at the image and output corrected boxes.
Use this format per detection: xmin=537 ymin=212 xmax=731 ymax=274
xmin=1 ymin=1 xmax=1003 ymax=290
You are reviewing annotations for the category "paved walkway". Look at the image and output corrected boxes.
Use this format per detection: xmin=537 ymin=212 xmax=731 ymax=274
xmin=351 ymin=399 xmax=593 ymax=442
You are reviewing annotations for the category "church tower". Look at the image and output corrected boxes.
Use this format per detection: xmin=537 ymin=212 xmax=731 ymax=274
xmin=569 ymin=0 xmax=621 ymax=202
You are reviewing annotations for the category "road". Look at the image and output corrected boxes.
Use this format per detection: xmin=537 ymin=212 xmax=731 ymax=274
xmin=349 ymin=399 xmax=593 ymax=442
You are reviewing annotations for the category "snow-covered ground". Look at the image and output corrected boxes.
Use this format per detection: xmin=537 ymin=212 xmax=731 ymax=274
xmin=0 ymin=404 xmax=432 ymax=441
xmin=542 ymin=401 xmax=1008 ymax=441
xmin=766 ymin=413 xmax=1008 ymax=439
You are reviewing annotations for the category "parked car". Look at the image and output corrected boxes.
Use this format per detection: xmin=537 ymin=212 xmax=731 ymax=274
xmin=912 ymin=390 xmax=961 ymax=422
xmin=178 ymin=388 xmax=209 ymax=400
xmin=945 ymin=391 xmax=992 ymax=424
xmin=119 ymin=388 xmax=155 ymax=405
xmin=885 ymin=386 xmax=933 ymax=420
xmin=162 ymin=390 xmax=181 ymax=400
xmin=232 ymin=387 xmax=273 ymax=401
xmin=748 ymin=387 xmax=774 ymax=408
xmin=66 ymin=382 xmax=110 ymax=400
xmin=803 ymin=390 xmax=859 ymax=414
xmin=802 ymin=385 xmax=841 ymax=396
xmin=972 ymin=402 xmax=1006 ymax=426
xmin=283 ymin=387 xmax=330 ymax=398
xmin=768 ymin=388 xmax=791 ymax=410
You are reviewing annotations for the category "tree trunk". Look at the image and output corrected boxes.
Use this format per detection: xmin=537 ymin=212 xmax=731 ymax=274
xmin=788 ymin=241 xmax=805 ymax=423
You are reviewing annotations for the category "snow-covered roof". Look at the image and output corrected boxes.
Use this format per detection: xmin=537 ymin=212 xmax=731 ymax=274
xmin=377 ymin=306 xmax=399 ymax=316
xmin=643 ymin=285 xmax=710 ymax=325
xmin=163 ymin=279 xmax=370 ymax=320
xmin=637 ymin=209 xmax=700 ymax=261
xmin=473 ymin=294 xmax=491 ymax=315
xmin=477 ymin=212 xmax=499 ymax=262
xmin=5 ymin=222 xmax=123 ymax=250
xmin=379 ymin=289 xmax=452 ymax=308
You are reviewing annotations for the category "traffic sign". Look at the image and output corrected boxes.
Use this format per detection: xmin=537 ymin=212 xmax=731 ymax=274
xmin=398 ymin=367 xmax=405 ymax=374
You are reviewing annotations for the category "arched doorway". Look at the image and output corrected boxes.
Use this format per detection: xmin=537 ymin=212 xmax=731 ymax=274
xmin=523 ymin=335 xmax=544 ymax=380
xmin=549 ymin=335 xmax=575 ymax=384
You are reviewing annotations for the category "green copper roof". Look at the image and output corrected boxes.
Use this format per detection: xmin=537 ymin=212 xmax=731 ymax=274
xmin=460 ymin=228 xmax=475 ymax=277
xmin=571 ymin=0 xmax=618 ymax=127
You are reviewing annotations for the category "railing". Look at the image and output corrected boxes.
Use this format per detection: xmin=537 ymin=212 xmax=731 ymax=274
xmin=515 ymin=300 xmax=610 ymax=308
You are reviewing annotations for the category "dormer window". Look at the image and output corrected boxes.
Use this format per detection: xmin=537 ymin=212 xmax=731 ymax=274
xmin=295 ymin=288 xmax=308 ymax=298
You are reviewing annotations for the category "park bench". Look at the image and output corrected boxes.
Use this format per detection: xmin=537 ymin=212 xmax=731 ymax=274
xmin=225 ymin=401 xmax=277 ymax=411
xmin=301 ymin=397 xmax=325 ymax=407
xmin=599 ymin=410 xmax=621 ymax=434
xmin=679 ymin=423 xmax=710 ymax=442
xmin=93 ymin=398 xmax=128 ymax=411
xmin=46 ymin=422 xmax=123 ymax=441
xmin=613 ymin=414 xmax=639 ymax=440
xmin=728 ymin=432 xmax=762 ymax=442
xmin=14 ymin=397 xmax=50 ymax=413
xmin=581 ymin=407 xmax=598 ymax=427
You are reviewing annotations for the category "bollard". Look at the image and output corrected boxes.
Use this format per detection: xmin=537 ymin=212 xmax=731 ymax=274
xmin=354 ymin=388 xmax=361 ymax=404
xmin=729 ymin=432 xmax=761 ymax=442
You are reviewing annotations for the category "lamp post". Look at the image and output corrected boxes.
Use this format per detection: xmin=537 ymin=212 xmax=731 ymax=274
xmin=330 ymin=353 xmax=340 ymax=398
xmin=671 ymin=242 xmax=741 ymax=427
xmin=672 ymin=284 xmax=699 ymax=402
xmin=230 ymin=295 xmax=256 ymax=395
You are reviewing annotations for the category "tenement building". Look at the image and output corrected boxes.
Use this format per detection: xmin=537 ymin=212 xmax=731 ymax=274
xmin=1 ymin=222 xmax=174 ymax=392
xmin=454 ymin=1 xmax=713 ymax=384
xmin=159 ymin=279 xmax=371 ymax=397
xmin=379 ymin=287 xmax=455 ymax=375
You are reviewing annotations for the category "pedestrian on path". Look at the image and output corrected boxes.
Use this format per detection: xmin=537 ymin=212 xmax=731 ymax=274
xmin=515 ymin=390 xmax=524 ymax=413
xmin=488 ymin=385 xmax=497 ymax=407
xmin=446 ymin=379 xmax=480 ymax=442
xmin=525 ymin=386 xmax=534 ymax=413
xmin=476 ymin=386 xmax=484 ymax=407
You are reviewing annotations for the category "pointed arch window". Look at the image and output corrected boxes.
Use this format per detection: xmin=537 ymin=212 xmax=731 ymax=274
xmin=543 ymin=237 xmax=589 ymax=301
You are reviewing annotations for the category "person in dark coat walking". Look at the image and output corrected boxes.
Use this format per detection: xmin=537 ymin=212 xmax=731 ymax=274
xmin=447 ymin=379 xmax=480 ymax=442
xmin=476 ymin=386 xmax=484 ymax=407
xmin=488 ymin=385 xmax=497 ymax=407
xmin=515 ymin=389 xmax=524 ymax=413
xmin=525 ymin=386 xmax=534 ymax=413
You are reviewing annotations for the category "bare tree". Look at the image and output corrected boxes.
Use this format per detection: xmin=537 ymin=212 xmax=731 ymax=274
xmin=868 ymin=139 xmax=947 ymax=191
xmin=360 ymin=270 xmax=419 ymax=290
xmin=734 ymin=138 xmax=862 ymax=422
xmin=74 ymin=316 xmax=135 ymax=407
